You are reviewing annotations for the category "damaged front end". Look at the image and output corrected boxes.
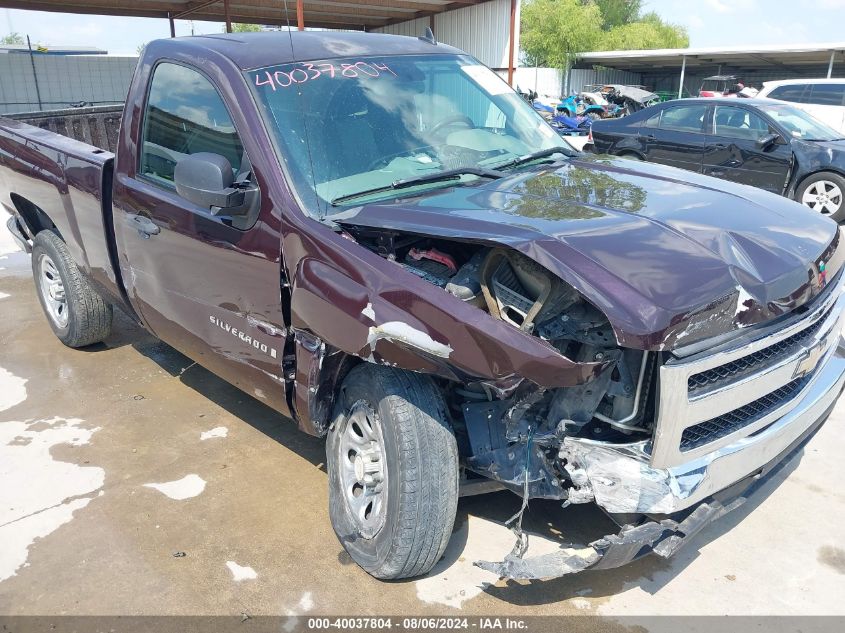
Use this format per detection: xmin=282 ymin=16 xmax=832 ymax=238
xmin=290 ymin=211 xmax=845 ymax=581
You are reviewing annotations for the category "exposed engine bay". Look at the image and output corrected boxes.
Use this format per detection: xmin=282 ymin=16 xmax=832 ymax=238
xmin=341 ymin=225 xmax=657 ymax=504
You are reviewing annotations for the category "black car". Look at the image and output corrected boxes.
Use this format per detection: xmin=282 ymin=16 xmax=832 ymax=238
xmin=591 ymin=98 xmax=845 ymax=221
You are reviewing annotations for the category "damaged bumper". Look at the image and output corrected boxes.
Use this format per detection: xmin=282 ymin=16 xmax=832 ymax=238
xmin=477 ymin=331 xmax=845 ymax=580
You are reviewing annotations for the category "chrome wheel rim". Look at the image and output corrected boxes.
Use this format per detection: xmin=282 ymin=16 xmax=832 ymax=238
xmin=337 ymin=400 xmax=388 ymax=538
xmin=802 ymin=180 xmax=843 ymax=216
xmin=37 ymin=253 xmax=68 ymax=328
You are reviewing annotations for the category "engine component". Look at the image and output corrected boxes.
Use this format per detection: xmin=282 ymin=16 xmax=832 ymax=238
xmin=445 ymin=249 xmax=487 ymax=301
xmin=480 ymin=249 xmax=578 ymax=333
xmin=408 ymin=247 xmax=457 ymax=273
xmin=401 ymin=255 xmax=453 ymax=288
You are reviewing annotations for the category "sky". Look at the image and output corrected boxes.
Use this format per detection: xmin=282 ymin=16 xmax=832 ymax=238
xmin=1 ymin=0 xmax=844 ymax=55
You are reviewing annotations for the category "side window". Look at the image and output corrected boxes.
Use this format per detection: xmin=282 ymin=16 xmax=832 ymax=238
xmin=140 ymin=63 xmax=244 ymax=187
xmin=644 ymin=111 xmax=661 ymax=128
xmin=806 ymin=84 xmax=845 ymax=107
xmin=767 ymin=84 xmax=808 ymax=103
xmin=658 ymin=105 xmax=707 ymax=132
xmin=713 ymin=106 xmax=772 ymax=141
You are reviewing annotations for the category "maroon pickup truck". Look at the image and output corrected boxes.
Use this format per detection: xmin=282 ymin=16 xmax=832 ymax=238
xmin=3 ymin=31 xmax=845 ymax=581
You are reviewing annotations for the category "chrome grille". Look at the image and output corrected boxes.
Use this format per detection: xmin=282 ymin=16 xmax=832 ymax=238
xmin=651 ymin=274 xmax=845 ymax=470
xmin=680 ymin=375 xmax=811 ymax=451
xmin=687 ymin=307 xmax=831 ymax=396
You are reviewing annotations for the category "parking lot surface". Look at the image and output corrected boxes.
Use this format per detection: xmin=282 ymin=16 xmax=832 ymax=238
xmin=1 ymin=216 xmax=844 ymax=620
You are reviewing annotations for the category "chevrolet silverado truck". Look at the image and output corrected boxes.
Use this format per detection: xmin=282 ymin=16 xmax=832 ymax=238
xmin=3 ymin=31 xmax=845 ymax=581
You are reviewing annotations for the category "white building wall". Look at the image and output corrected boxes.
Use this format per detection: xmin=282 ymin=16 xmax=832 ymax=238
xmin=0 ymin=54 xmax=137 ymax=114
xmin=373 ymin=0 xmax=518 ymax=70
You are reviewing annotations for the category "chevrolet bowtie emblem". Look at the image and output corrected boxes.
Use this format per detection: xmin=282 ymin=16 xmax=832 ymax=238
xmin=793 ymin=337 xmax=828 ymax=379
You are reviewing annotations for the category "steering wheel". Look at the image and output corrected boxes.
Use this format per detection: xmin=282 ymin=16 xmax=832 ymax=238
xmin=430 ymin=115 xmax=475 ymax=137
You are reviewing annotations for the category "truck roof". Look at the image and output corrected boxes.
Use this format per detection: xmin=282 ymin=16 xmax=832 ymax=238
xmin=169 ymin=31 xmax=464 ymax=71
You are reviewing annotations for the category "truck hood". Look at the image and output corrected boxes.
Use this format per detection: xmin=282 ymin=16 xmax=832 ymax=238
xmin=335 ymin=155 xmax=842 ymax=351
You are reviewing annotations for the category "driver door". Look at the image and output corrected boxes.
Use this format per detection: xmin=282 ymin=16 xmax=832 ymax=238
xmin=112 ymin=61 xmax=288 ymax=413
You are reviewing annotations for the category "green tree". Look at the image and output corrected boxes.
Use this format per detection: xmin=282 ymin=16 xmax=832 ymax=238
xmin=229 ymin=23 xmax=262 ymax=33
xmin=521 ymin=0 xmax=603 ymax=69
xmin=521 ymin=0 xmax=688 ymax=70
xmin=604 ymin=12 xmax=689 ymax=49
xmin=591 ymin=0 xmax=642 ymax=30
xmin=1 ymin=32 xmax=24 ymax=45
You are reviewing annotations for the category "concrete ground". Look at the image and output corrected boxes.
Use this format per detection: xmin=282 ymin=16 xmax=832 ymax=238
xmin=1 ymin=214 xmax=844 ymax=621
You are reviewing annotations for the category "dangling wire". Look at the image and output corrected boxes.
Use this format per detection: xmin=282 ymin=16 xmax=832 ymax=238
xmin=503 ymin=428 xmax=534 ymax=560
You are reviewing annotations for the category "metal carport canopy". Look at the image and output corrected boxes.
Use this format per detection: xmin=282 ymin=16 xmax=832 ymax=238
xmin=575 ymin=42 xmax=845 ymax=72
xmin=0 ymin=0 xmax=493 ymax=32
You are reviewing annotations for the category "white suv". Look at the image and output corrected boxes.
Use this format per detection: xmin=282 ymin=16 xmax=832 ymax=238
xmin=757 ymin=79 xmax=845 ymax=133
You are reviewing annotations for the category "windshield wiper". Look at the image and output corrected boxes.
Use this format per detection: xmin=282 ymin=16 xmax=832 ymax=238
xmin=496 ymin=146 xmax=573 ymax=171
xmin=330 ymin=167 xmax=505 ymax=206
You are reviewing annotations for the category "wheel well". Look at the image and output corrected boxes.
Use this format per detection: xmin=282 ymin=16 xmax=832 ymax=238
xmin=9 ymin=194 xmax=57 ymax=238
xmin=794 ymin=169 xmax=845 ymax=196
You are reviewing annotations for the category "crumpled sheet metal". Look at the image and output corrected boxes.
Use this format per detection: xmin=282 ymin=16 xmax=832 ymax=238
xmin=475 ymin=495 xmax=746 ymax=580
xmin=559 ymin=437 xmax=707 ymax=514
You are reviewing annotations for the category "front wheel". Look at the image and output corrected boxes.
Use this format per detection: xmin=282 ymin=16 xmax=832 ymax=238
xmin=327 ymin=364 xmax=459 ymax=579
xmin=796 ymin=172 xmax=845 ymax=222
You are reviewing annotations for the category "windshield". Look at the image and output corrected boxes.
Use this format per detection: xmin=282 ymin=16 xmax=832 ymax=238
xmin=247 ymin=54 xmax=567 ymax=214
xmin=758 ymin=102 xmax=843 ymax=141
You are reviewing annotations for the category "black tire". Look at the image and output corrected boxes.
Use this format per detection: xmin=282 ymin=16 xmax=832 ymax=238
xmin=327 ymin=364 xmax=459 ymax=580
xmin=795 ymin=171 xmax=845 ymax=222
xmin=31 ymin=230 xmax=113 ymax=347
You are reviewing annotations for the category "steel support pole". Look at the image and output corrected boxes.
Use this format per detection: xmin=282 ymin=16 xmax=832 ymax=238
xmin=678 ymin=55 xmax=687 ymax=99
xmin=828 ymin=50 xmax=836 ymax=79
xmin=224 ymin=0 xmax=231 ymax=32
xmin=297 ymin=0 xmax=304 ymax=30
xmin=507 ymin=0 xmax=516 ymax=86
xmin=26 ymin=35 xmax=43 ymax=112
xmin=168 ymin=13 xmax=175 ymax=37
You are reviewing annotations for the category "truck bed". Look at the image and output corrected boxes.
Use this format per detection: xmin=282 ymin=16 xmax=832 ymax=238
xmin=6 ymin=105 xmax=123 ymax=153
xmin=0 ymin=108 xmax=126 ymax=310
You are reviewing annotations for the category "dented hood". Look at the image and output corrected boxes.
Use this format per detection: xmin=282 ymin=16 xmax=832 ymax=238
xmin=335 ymin=155 xmax=842 ymax=350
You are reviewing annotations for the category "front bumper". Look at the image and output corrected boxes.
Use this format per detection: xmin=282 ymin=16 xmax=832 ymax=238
xmin=476 ymin=332 xmax=845 ymax=580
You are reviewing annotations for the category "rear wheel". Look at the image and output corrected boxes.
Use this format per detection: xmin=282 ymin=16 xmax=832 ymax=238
xmin=327 ymin=364 xmax=459 ymax=579
xmin=31 ymin=230 xmax=113 ymax=347
xmin=796 ymin=172 xmax=845 ymax=222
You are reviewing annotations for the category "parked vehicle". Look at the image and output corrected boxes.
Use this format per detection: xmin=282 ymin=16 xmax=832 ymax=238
xmin=599 ymin=84 xmax=660 ymax=115
xmin=557 ymin=94 xmax=605 ymax=120
xmin=757 ymin=78 xmax=845 ymax=133
xmin=578 ymin=89 xmax=622 ymax=118
xmin=591 ymin=97 xmax=845 ymax=220
xmin=699 ymin=75 xmax=743 ymax=97
xmin=3 ymin=32 xmax=845 ymax=583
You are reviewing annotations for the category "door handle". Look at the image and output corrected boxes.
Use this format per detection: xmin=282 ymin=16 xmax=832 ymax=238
xmin=127 ymin=214 xmax=160 ymax=238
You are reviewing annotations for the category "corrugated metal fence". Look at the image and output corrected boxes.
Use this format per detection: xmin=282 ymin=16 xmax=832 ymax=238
xmin=567 ymin=67 xmax=643 ymax=95
xmin=0 ymin=54 xmax=137 ymax=115
xmin=373 ymin=0 xmax=518 ymax=70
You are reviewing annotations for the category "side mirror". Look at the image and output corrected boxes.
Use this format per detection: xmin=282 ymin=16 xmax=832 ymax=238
xmin=174 ymin=152 xmax=246 ymax=215
xmin=755 ymin=133 xmax=780 ymax=150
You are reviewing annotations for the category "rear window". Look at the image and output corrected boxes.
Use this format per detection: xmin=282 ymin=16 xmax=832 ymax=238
xmin=806 ymin=84 xmax=845 ymax=107
xmin=767 ymin=84 xmax=808 ymax=103
xmin=658 ymin=105 xmax=707 ymax=132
